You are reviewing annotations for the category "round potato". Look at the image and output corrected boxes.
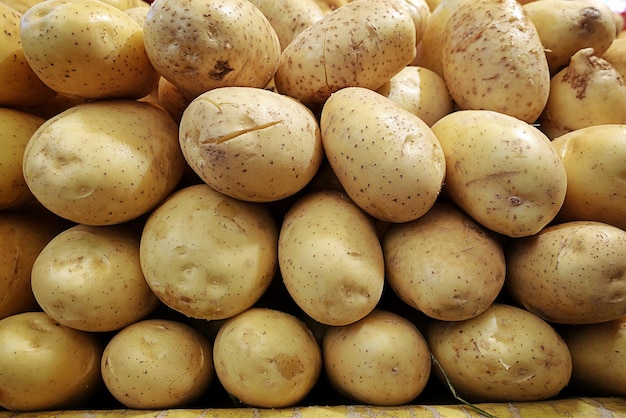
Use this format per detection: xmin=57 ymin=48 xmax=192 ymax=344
xmin=323 ymin=309 xmax=431 ymax=406
xmin=140 ymin=184 xmax=278 ymax=320
xmin=426 ymin=303 xmax=572 ymax=402
xmin=383 ymin=202 xmax=505 ymax=321
xmin=179 ymin=86 xmax=323 ymax=202
xmin=431 ymin=110 xmax=568 ymax=237
xmin=278 ymin=190 xmax=384 ymax=326
xmin=143 ymin=0 xmax=280 ymax=100
xmin=101 ymin=319 xmax=214 ymax=409
xmin=320 ymin=86 xmax=446 ymax=223
xmin=213 ymin=308 xmax=322 ymax=408
xmin=505 ymin=221 xmax=626 ymax=325
xmin=0 ymin=311 xmax=103 ymax=411
xmin=20 ymin=0 xmax=160 ymax=100
xmin=22 ymin=100 xmax=186 ymax=226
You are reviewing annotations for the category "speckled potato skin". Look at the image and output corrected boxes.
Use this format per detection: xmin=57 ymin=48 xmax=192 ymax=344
xmin=551 ymin=124 xmax=626 ymax=230
xmin=278 ymin=190 xmax=385 ymax=326
xmin=213 ymin=308 xmax=322 ymax=408
xmin=101 ymin=319 xmax=214 ymax=409
xmin=31 ymin=224 xmax=159 ymax=332
xmin=321 ymin=87 xmax=446 ymax=223
xmin=322 ymin=309 xmax=431 ymax=406
xmin=441 ymin=0 xmax=550 ymax=123
xmin=179 ymin=86 xmax=323 ymax=202
xmin=431 ymin=110 xmax=567 ymax=237
xmin=426 ymin=303 xmax=572 ymax=402
xmin=0 ymin=312 xmax=103 ymax=411
xmin=143 ymin=0 xmax=280 ymax=100
xmin=140 ymin=184 xmax=278 ymax=321
xmin=19 ymin=0 xmax=160 ymax=100
xmin=22 ymin=100 xmax=186 ymax=226
xmin=505 ymin=221 xmax=626 ymax=325
xmin=274 ymin=0 xmax=417 ymax=106
xmin=383 ymin=203 xmax=505 ymax=321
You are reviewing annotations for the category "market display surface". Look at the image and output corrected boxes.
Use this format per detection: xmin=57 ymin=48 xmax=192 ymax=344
xmin=1 ymin=0 xmax=625 ymax=416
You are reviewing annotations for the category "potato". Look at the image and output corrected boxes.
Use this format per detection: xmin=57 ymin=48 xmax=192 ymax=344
xmin=179 ymin=86 xmax=323 ymax=202
xmin=376 ymin=65 xmax=454 ymax=126
xmin=274 ymin=0 xmax=417 ymax=107
xmin=505 ymin=221 xmax=626 ymax=325
xmin=440 ymin=0 xmax=550 ymax=123
xmin=0 ymin=2 xmax=55 ymax=108
xmin=431 ymin=110 xmax=568 ymax=237
xmin=278 ymin=190 xmax=384 ymax=326
xmin=320 ymin=87 xmax=446 ymax=223
xmin=0 ymin=311 xmax=103 ymax=411
xmin=426 ymin=303 xmax=572 ymax=402
xmin=22 ymin=100 xmax=186 ymax=226
xmin=213 ymin=307 xmax=322 ymax=408
xmin=323 ymin=309 xmax=431 ymax=406
xmin=551 ymin=124 xmax=626 ymax=230
xmin=20 ymin=0 xmax=160 ymax=100
xmin=1 ymin=0 xmax=43 ymax=14
xmin=602 ymin=37 xmax=626 ymax=79
xmin=524 ymin=0 xmax=616 ymax=75
xmin=101 ymin=319 xmax=214 ymax=409
xmin=560 ymin=316 xmax=626 ymax=396
xmin=143 ymin=0 xmax=280 ymax=101
xmin=383 ymin=202 xmax=505 ymax=321
xmin=140 ymin=184 xmax=278 ymax=320
xmin=0 ymin=107 xmax=44 ymax=209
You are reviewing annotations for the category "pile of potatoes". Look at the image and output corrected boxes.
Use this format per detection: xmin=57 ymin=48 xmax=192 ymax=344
xmin=1 ymin=0 xmax=625 ymax=412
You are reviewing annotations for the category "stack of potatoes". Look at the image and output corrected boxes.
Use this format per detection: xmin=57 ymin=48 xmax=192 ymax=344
xmin=0 ymin=0 xmax=625 ymax=413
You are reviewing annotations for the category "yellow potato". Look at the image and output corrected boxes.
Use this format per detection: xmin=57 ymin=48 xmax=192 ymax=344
xmin=426 ymin=303 xmax=572 ymax=402
xmin=278 ymin=190 xmax=384 ymax=326
xmin=20 ymin=0 xmax=160 ymax=100
xmin=431 ymin=110 xmax=568 ymax=237
xmin=440 ymin=0 xmax=550 ymax=123
xmin=22 ymin=100 xmax=186 ymax=226
xmin=274 ymin=0 xmax=417 ymax=107
xmin=320 ymin=86 xmax=446 ymax=223
xmin=505 ymin=221 xmax=626 ymax=325
xmin=602 ymin=36 xmax=626 ymax=79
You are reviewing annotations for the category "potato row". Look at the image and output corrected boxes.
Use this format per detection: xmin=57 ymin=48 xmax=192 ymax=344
xmin=1 ymin=0 xmax=625 ymax=413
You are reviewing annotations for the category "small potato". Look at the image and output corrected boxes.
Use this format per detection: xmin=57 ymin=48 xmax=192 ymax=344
xmin=560 ymin=316 xmax=626 ymax=396
xmin=140 ymin=184 xmax=278 ymax=320
xmin=213 ymin=308 xmax=322 ymax=408
xmin=179 ymin=86 xmax=323 ymax=202
xmin=505 ymin=221 xmax=626 ymax=325
xmin=602 ymin=37 xmax=626 ymax=79
xmin=143 ymin=0 xmax=280 ymax=100
xmin=22 ymin=100 xmax=186 ymax=226
xmin=101 ymin=319 xmax=214 ymax=409
xmin=20 ymin=0 xmax=160 ymax=100
xmin=431 ymin=110 xmax=568 ymax=237
xmin=278 ymin=190 xmax=384 ymax=326
xmin=274 ymin=0 xmax=417 ymax=107
xmin=426 ymin=303 xmax=572 ymax=402
xmin=440 ymin=0 xmax=550 ymax=123
xmin=551 ymin=124 xmax=626 ymax=229
xmin=320 ymin=87 xmax=446 ymax=223
xmin=383 ymin=203 xmax=505 ymax=321
xmin=323 ymin=309 xmax=431 ymax=406
xmin=0 ymin=311 xmax=103 ymax=411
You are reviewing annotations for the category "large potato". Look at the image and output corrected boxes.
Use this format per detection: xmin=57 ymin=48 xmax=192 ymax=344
xmin=426 ymin=303 xmax=572 ymax=402
xmin=143 ymin=0 xmax=280 ymax=100
xmin=274 ymin=0 xmax=417 ymax=107
xmin=278 ymin=190 xmax=384 ymax=326
xmin=140 ymin=184 xmax=278 ymax=320
xmin=22 ymin=100 xmax=186 ymax=226
xmin=431 ymin=110 xmax=568 ymax=237
xmin=20 ymin=0 xmax=160 ymax=100
xmin=179 ymin=86 xmax=323 ymax=202
xmin=320 ymin=87 xmax=446 ymax=223
xmin=505 ymin=221 xmax=626 ymax=325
